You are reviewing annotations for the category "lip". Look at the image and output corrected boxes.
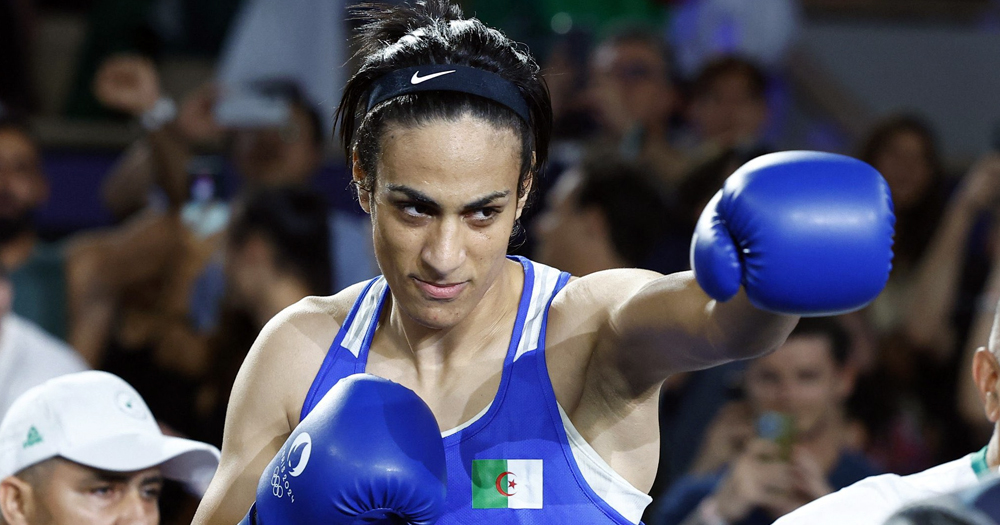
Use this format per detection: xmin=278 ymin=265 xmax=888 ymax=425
xmin=412 ymin=277 xmax=468 ymax=300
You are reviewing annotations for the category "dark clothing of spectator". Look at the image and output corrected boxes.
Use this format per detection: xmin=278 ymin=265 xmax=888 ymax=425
xmin=11 ymin=241 xmax=68 ymax=340
xmin=654 ymin=452 xmax=880 ymax=525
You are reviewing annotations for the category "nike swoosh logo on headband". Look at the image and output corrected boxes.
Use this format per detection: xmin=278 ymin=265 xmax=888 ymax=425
xmin=411 ymin=70 xmax=457 ymax=84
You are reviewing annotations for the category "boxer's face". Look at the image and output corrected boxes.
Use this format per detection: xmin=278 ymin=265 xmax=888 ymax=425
xmin=361 ymin=115 xmax=525 ymax=329
xmin=745 ymin=335 xmax=853 ymax=437
xmin=1 ymin=459 xmax=162 ymax=525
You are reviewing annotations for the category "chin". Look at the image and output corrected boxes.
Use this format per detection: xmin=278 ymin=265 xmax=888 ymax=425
xmin=408 ymin=303 xmax=469 ymax=330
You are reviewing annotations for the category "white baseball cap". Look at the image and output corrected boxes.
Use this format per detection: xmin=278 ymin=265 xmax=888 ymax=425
xmin=0 ymin=371 xmax=220 ymax=488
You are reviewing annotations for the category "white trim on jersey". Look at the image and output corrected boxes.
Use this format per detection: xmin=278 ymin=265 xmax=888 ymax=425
xmin=343 ymin=278 xmax=388 ymax=357
xmin=514 ymin=262 xmax=563 ymax=362
xmin=440 ymin=401 xmax=493 ymax=438
xmin=559 ymin=404 xmax=651 ymax=524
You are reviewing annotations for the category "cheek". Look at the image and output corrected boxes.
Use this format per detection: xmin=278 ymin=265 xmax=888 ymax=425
xmin=43 ymin=488 xmax=97 ymax=522
xmin=746 ymin=383 xmax=778 ymax=409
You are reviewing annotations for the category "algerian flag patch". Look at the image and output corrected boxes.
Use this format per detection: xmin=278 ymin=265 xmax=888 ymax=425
xmin=472 ymin=459 xmax=543 ymax=509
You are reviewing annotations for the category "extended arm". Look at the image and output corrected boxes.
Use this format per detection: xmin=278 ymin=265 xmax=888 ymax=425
xmin=592 ymin=152 xmax=894 ymax=395
xmin=600 ymin=271 xmax=796 ymax=392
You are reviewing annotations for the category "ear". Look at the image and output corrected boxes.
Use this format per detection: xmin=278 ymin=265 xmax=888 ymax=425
xmin=972 ymin=348 xmax=1000 ymax=422
xmin=0 ymin=476 xmax=35 ymax=525
xmin=352 ymin=149 xmax=372 ymax=215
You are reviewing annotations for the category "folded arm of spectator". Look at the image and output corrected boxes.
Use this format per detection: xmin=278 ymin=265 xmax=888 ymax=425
xmin=64 ymin=210 xmax=186 ymax=365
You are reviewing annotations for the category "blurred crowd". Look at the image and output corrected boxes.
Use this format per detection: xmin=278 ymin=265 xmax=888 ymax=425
xmin=2 ymin=0 xmax=1000 ymax=523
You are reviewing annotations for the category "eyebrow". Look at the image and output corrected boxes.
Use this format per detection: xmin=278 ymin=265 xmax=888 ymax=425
xmin=88 ymin=471 xmax=164 ymax=485
xmin=385 ymin=184 xmax=511 ymax=210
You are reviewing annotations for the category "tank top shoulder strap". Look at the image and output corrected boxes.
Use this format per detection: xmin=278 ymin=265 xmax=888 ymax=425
xmin=299 ymin=276 xmax=389 ymax=420
xmin=512 ymin=257 xmax=571 ymax=362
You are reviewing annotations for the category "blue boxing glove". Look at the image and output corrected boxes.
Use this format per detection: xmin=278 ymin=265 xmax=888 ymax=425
xmin=691 ymin=151 xmax=895 ymax=316
xmin=240 ymin=373 xmax=447 ymax=525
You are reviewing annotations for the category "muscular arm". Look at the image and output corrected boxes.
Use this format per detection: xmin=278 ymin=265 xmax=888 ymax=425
xmin=575 ymin=269 xmax=797 ymax=397
xmin=192 ymin=294 xmax=352 ymax=525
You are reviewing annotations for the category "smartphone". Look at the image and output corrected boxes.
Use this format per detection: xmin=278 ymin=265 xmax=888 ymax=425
xmin=756 ymin=411 xmax=796 ymax=461
xmin=186 ymin=155 xmax=224 ymax=203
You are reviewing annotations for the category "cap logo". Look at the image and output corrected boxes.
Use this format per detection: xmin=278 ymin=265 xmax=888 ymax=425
xmin=287 ymin=432 xmax=312 ymax=477
xmin=115 ymin=391 xmax=147 ymax=420
xmin=22 ymin=426 xmax=43 ymax=449
xmin=410 ymin=70 xmax=456 ymax=85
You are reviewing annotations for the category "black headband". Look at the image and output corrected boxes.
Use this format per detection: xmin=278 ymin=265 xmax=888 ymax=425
xmin=365 ymin=64 xmax=531 ymax=123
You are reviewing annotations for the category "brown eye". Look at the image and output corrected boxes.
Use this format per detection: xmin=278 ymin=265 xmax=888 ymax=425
xmin=470 ymin=207 xmax=500 ymax=222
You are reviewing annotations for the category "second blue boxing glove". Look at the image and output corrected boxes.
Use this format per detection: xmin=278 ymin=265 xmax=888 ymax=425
xmin=243 ymin=373 xmax=447 ymax=524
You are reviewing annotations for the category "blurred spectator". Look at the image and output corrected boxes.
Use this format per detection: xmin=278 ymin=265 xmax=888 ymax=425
xmin=859 ymin=115 xmax=948 ymax=339
xmin=585 ymin=28 xmax=688 ymax=183
xmin=532 ymin=152 xmax=673 ymax=276
xmin=544 ymin=29 xmax=595 ymax=144
xmin=668 ymin=0 xmax=801 ymax=79
xmin=772 ymin=295 xmax=1000 ymax=525
xmin=673 ymin=147 xmax=742 ymax=230
xmin=215 ymin=0 xmax=349 ymax=139
xmin=64 ymin=0 xmax=242 ymax=119
xmin=73 ymin=56 xmax=376 ymax=374
xmin=683 ymin=56 xmax=772 ymax=157
xmin=0 ymin=118 xmax=69 ymax=340
xmin=0 ymin=371 xmax=220 ymax=524
xmin=852 ymin=115 xmax=990 ymax=474
xmin=652 ymin=318 xmax=879 ymax=525
xmin=195 ymin=186 xmax=332 ymax=446
xmin=0 ymin=268 xmax=87 ymax=421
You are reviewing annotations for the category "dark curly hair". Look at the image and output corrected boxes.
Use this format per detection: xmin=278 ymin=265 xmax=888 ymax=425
xmin=335 ymin=0 xmax=552 ymax=206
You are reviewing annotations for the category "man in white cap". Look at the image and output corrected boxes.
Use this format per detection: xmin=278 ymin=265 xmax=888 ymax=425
xmin=0 ymin=371 xmax=220 ymax=524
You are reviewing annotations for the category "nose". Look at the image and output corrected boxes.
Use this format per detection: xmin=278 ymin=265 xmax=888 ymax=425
xmin=421 ymin=217 xmax=466 ymax=278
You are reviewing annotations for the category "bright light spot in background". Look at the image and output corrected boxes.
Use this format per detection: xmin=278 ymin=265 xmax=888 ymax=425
xmin=551 ymin=12 xmax=573 ymax=35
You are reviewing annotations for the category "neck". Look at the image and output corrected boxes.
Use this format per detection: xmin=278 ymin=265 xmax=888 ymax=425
xmin=987 ymin=427 xmax=1000 ymax=470
xmin=386 ymin=258 xmax=523 ymax=371
xmin=0 ymin=231 xmax=36 ymax=271
xmin=255 ymin=275 xmax=313 ymax=327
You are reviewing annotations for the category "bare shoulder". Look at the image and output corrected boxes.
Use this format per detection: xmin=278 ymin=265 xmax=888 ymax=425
xmin=543 ymin=269 xmax=663 ymax=398
xmin=261 ymin=281 xmax=369 ymax=352
xmin=548 ymin=268 xmax=665 ymax=330
xmin=193 ymin=281 xmax=370 ymax=525
xmin=245 ymin=281 xmax=371 ymax=409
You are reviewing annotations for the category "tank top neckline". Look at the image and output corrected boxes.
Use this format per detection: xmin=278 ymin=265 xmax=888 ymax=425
xmin=356 ymin=255 xmax=535 ymax=446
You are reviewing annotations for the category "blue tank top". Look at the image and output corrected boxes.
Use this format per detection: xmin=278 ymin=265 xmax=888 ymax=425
xmin=301 ymin=257 xmax=651 ymax=524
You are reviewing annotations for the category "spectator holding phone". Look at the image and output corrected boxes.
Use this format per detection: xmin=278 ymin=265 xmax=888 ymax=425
xmin=650 ymin=318 xmax=879 ymax=525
